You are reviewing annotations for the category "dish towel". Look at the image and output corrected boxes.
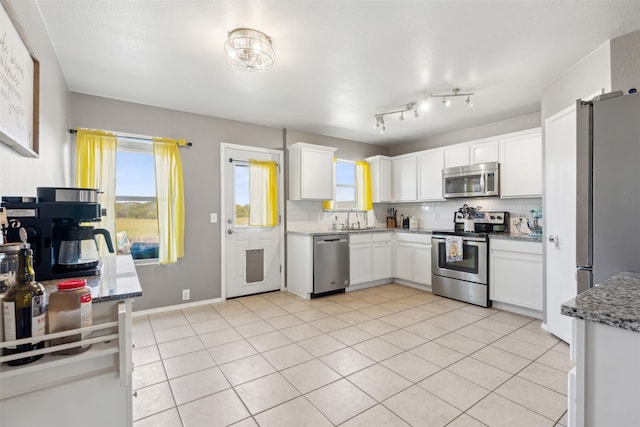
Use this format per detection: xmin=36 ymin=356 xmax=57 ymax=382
xmin=446 ymin=235 xmax=463 ymax=263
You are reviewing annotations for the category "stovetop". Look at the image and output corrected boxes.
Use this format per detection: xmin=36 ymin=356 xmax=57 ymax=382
xmin=432 ymin=230 xmax=491 ymax=239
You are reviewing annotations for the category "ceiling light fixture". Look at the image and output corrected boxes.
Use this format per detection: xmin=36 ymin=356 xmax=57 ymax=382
xmin=224 ymin=28 xmax=275 ymax=72
xmin=430 ymin=88 xmax=474 ymax=108
xmin=373 ymin=89 xmax=475 ymax=134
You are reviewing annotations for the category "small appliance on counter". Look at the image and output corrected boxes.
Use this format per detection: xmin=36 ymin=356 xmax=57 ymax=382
xmin=1 ymin=187 xmax=115 ymax=280
xmin=526 ymin=209 xmax=543 ymax=238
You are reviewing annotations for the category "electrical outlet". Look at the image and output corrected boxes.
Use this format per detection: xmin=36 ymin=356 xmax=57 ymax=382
xmin=182 ymin=289 xmax=190 ymax=300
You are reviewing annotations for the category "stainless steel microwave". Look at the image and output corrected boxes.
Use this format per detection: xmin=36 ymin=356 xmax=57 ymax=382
xmin=442 ymin=162 xmax=500 ymax=199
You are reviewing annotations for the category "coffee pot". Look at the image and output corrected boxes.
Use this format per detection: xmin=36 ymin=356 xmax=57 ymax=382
xmin=57 ymin=226 xmax=114 ymax=271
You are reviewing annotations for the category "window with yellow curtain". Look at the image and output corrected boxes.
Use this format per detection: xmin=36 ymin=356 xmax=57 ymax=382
xmin=324 ymin=159 xmax=372 ymax=211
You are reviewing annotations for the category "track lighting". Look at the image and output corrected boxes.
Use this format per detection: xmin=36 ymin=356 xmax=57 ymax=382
xmin=373 ymin=88 xmax=475 ymax=134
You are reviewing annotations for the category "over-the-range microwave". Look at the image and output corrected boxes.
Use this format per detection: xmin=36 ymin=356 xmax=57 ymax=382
xmin=442 ymin=161 xmax=500 ymax=199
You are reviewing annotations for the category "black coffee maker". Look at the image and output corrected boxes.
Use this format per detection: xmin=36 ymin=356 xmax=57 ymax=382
xmin=1 ymin=187 xmax=115 ymax=280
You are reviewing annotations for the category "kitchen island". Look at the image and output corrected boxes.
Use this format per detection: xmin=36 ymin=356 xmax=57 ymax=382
xmin=0 ymin=255 xmax=142 ymax=427
xmin=561 ymin=272 xmax=640 ymax=427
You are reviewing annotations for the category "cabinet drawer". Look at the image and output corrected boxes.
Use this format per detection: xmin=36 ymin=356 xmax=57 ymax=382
xmin=349 ymin=233 xmax=371 ymax=244
xmin=490 ymin=238 xmax=542 ymax=254
xmin=371 ymin=232 xmax=392 ymax=242
xmin=395 ymin=233 xmax=431 ymax=245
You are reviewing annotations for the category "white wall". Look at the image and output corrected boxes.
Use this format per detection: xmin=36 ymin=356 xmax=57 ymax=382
xmin=0 ymin=0 xmax=70 ymax=197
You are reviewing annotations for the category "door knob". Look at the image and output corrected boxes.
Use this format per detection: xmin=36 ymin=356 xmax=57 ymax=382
xmin=227 ymin=229 xmax=234 ymax=235
xmin=548 ymin=234 xmax=559 ymax=248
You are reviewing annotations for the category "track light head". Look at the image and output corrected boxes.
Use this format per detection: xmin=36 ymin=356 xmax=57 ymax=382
xmin=466 ymin=96 xmax=474 ymax=107
xmin=399 ymin=112 xmax=404 ymax=121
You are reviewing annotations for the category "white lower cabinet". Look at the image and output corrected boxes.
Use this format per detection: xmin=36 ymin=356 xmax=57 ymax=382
xmin=371 ymin=234 xmax=392 ymax=280
xmin=490 ymin=238 xmax=543 ymax=315
xmin=394 ymin=233 xmax=431 ymax=286
xmin=350 ymin=232 xmax=392 ymax=284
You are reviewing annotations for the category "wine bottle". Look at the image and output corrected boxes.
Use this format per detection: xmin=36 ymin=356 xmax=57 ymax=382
xmin=2 ymin=245 xmax=46 ymax=366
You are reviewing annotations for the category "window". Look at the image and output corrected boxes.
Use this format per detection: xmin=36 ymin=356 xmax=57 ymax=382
xmin=334 ymin=160 xmax=356 ymax=210
xmin=234 ymin=163 xmax=250 ymax=226
xmin=115 ymin=138 xmax=159 ymax=260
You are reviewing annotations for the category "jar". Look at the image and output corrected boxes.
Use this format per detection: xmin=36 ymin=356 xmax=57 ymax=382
xmin=48 ymin=279 xmax=92 ymax=354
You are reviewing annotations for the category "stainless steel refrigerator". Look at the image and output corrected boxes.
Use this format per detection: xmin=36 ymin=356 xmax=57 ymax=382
xmin=576 ymin=91 xmax=640 ymax=293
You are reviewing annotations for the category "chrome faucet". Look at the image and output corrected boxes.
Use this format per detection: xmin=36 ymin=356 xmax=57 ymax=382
xmin=346 ymin=208 xmax=357 ymax=229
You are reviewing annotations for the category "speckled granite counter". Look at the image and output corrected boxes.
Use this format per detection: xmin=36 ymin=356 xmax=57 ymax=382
xmin=287 ymin=228 xmax=542 ymax=242
xmin=561 ymin=272 xmax=640 ymax=333
xmin=41 ymin=254 xmax=143 ymax=303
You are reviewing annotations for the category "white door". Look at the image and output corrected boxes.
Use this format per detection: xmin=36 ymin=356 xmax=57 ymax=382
xmin=544 ymin=105 xmax=577 ymax=343
xmin=221 ymin=144 xmax=284 ymax=299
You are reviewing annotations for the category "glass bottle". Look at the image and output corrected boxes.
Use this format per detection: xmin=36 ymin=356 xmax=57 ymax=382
xmin=2 ymin=245 xmax=46 ymax=365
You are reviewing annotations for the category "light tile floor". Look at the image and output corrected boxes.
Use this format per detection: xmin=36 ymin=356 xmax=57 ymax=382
xmin=132 ymin=284 xmax=572 ymax=427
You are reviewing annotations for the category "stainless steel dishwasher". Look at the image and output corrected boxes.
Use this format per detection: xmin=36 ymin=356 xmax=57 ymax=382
xmin=313 ymin=234 xmax=350 ymax=296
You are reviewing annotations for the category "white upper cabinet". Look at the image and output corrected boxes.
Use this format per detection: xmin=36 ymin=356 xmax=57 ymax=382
xmin=417 ymin=149 xmax=444 ymax=201
xmin=288 ymin=142 xmax=337 ymax=200
xmin=391 ymin=154 xmax=417 ymax=202
xmin=470 ymin=140 xmax=499 ymax=164
xmin=499 ymin=129 xmax=542 ymax=198
xmin=444 ymin=139 xmax=499 ymax=169
xmin=444 ymin=145 xmax=470 ymax=169
xmin=366 ymin=155 xmax=392 ymax=203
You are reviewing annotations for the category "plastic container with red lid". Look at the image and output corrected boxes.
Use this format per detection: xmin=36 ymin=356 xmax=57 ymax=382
xmin=48 ymin=279 xmax=92 ymax=354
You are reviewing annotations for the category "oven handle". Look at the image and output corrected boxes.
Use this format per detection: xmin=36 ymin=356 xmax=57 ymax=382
xmin=432 ymin=235 xmax=487 ymax=243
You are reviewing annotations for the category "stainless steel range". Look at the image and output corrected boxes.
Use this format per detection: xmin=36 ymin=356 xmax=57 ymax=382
xmin=431 ymin=211 xmax=509 ymax=307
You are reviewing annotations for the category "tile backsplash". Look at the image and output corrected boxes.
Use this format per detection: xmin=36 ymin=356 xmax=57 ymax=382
xmin=287 ymin=198 xmax=542 ymax=231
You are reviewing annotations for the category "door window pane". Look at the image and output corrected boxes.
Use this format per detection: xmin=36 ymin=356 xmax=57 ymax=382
xmin=234 ymin=163 xmax=250 ymax=226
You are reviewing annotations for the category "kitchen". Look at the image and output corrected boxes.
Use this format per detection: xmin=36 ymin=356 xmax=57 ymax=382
xmin=1 ymin=1 xmax=640 ymax=426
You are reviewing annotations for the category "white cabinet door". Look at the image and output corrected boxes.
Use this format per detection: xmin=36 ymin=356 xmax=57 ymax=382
xmin=395 ymin=242 xmax=414 ymax=280
xmin=444 ymin=145 xmax=470 ymax=169
xmin=417 ymin=149 xmax=444 ymax=201
xmin=413 ymin=244 xmax=432 ymax=285
xmin=391 ymin=155 xmax=417 ymax=202
xmin=490 ymin=240 xmax=543 ymax=311
xmin=372 ymin=240 xmax=392 ymax=280
xmin=350 ymin=243 xmax=372 ymax=284
xmin=366 ymin=155 xmax=392 ymax=203
xmin=470 ymin=140 xmax=499 ymax=164
xmin=500 ymin=130 xmax=542 ymax=198
xmin=288 ymin=143 xmax=337 ymax=200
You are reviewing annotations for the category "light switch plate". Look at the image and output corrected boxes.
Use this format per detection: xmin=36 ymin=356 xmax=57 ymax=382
xmin=210 ymin=213 xmax=217 ymax=223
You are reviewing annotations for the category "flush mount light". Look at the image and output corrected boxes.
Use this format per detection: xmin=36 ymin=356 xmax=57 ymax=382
xmin=224 ymin=28 xmax=275 ymax=72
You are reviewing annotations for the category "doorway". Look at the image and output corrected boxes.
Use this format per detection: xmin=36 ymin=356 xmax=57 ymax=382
xmin=220 ymin=144 xmax=284 ymax=299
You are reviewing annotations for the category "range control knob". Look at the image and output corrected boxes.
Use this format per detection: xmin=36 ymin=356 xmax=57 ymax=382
xmin=497 ymin=216 xmax=502 ymax=220
xmin=490 ymin=216 xmax=495 ymax=220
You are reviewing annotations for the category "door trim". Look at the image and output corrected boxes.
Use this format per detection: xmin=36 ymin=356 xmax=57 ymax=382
xmin=220 ymin=143 xmax=285 ymax=301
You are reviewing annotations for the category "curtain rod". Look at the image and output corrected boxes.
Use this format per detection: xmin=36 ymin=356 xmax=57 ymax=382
xmin=69 ymin=129 xmax=192 ymax=147
xmin=229 ymin=158 xmax=280 ymax=167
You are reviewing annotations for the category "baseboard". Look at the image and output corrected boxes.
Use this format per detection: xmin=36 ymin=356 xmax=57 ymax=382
xmin=133 ymin=297 xmax=223 ymax=317
xmin=491 ymin=301 xmax=543 ymax=319
xmin=346 ymin=279 xmax=394 ymax=292
xmin=392 ymin=279 xmax=433 ymax=293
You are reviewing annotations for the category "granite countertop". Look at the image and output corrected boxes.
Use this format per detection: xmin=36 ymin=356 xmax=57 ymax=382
xmin=287 ymin=228 xmax=542 ymax=242
xmin=561 ymin=272 xmax=640 ymax=333
xmin=41 ymin=255 xmax=143 ymax=303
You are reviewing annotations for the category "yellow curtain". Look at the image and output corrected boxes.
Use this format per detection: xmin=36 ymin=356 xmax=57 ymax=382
xmin=153 ymin=137 xmax=186 ymax=264
xmin=356 ymin=161 xmax=373 ymax=210
xmin=323 ymin=158 xmax=337 ymax=210
xmin=249 ymin=159 xmax=278 ymax=226
xmin=75 ymin=128 xmax=117 ymax=255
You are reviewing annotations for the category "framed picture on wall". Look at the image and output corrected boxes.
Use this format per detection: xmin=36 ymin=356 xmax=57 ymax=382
xmin=0 ymin=0 xmax=39 ymax=157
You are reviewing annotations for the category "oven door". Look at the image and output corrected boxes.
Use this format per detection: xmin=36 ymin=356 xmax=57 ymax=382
xmin=431 ymin=236 xmax=487 ymax=284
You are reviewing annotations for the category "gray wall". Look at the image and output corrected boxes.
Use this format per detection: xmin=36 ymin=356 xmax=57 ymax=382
xmin=611 ymin=29 xmax=640 ymax=93
xmin=541 ymin=41 xmax=611 ymax=120
xmin=0 ymin=0 xmax=70 ymax=197
xmin=389 ymin=113 xmax=541 ymax=156
xmin=285 ymin=130 xmax=389 ymax=160
xmin=70 ymin=93 xmax=283 ymax=310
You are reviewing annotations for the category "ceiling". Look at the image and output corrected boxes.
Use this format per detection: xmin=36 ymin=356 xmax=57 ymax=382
xmin=36 ymin=1 xmax=640 ymax=146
